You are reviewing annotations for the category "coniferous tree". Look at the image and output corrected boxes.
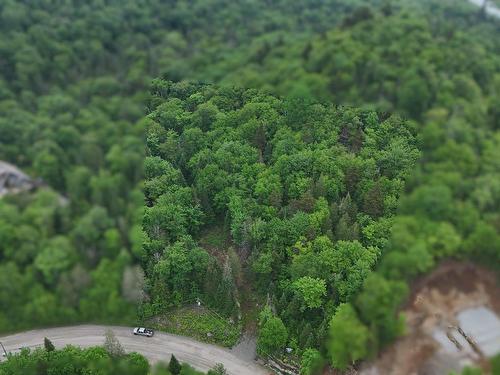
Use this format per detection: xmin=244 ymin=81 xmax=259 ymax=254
xmin=168 ymin=354 xmax=181 ymax=375
xmin=44 ymin=337 xmax=55 ymax=352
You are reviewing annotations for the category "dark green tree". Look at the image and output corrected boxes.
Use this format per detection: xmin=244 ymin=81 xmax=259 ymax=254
xmin=169 ymin=354 xmax=182 ymax=375
xmin=44 ymin=337 xmax=55 ymax=352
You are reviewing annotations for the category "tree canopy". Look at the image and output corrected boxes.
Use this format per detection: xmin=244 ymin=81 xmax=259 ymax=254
xmin=2 ymin=0 xmax=500 ymax=372
xmin=143 ymin=80 xmax=417 ymax=363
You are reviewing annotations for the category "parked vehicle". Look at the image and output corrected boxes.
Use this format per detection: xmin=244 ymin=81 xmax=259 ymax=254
xmin=133 ymin=327 xmax=154 ymax=337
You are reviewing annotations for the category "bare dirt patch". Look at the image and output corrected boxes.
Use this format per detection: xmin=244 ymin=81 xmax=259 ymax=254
xmin=359 ymin=261 xmax=500 ymax=375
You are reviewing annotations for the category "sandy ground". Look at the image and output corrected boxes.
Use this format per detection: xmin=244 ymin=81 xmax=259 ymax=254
xmin=359 ymin=261 xmax=500 ymax=375
xmin=0 ymin=325 xmax=270 ymax=375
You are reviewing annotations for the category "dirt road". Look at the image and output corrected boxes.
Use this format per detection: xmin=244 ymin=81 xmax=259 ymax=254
xmin=0 ymin=325 xmax=269 ymax=375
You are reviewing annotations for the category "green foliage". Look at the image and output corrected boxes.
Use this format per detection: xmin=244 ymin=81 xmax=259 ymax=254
xmin=0 ymin=344 xmax=221 ymax=375
xmin=492 ymin=353 xmax=500 ymax=375
xmin=257 ymin=314 xmax=288 ymax=356
xmin=355 ymin=274 xmax=408 ymax=349
xmin=151 ymin=363 xmax=173 ymax=375
xmin=0 ymin=345 xmax=150 ymax=375
xmin=328 ymin=303 xmax=370 ymax=370
xmin=449 ymin=367 xmax=484 ymax=375
xmin=149 ymin=307 xmax=240 ymax=347
xmin=300 ymin=348 xmax=324 ymax=375
xmin=34 ymin=236 xmax=75 ymax=285
xmin=212 ymin=0 xmax=500 ymax=289
xmin=144 ymin=80 xmax=416 ymax=354
xmin=293 ymin=277 xmax=327 ymax=310
xmin=179 ymin=364 xmax=205 ymax=375
xmin=4 ymin=0 xmax=500 ymax=370
xmin=169 ymin=355 xmax=181 ymax=375
xmin=463 ymin=222 xmax=500 ymax=263
xmin=104 ymin=329 xmax=126 ymax=358
xmin=152 ymin=237 xmax=210 ymax=306
xmin=207 ymin=363 xmax=228 ymax=375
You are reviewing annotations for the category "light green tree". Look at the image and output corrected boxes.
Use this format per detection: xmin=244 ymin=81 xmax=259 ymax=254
xmin=328 ymin=303 xmax=370 ymax=370
xmin=257 ymin=314 xmax=288 ymax=356
xmin=293 ymin=276 xmax=327 ymax=310
xmin=34 ymin=236 xmax=75 ymax=284
xmin=300 ymin=348 xmax=324 ymax=375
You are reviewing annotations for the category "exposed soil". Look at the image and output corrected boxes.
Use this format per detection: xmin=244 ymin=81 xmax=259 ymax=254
xmin=407 ymin=261 xmax=500 ymax=311
xmin=359 ymin=261 xmax=500 ymax=375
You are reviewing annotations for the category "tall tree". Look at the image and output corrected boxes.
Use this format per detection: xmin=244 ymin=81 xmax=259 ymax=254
xmin=328 ymin=304 xmax=370 ymax=370
xmin=168 ymin=354 xmax=182 ymax=375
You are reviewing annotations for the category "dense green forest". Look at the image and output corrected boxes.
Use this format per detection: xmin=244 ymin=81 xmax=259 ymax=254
xmin=0 ymin=0 xmax=373 ymax=331
xmin=145 ymin=2 xmax=500 ymax=371
xmin=228 ymin=0 xmax=500 ymax=278
xmin=143 ymin=81 xmax=418 ymax=367
xmin=2 ymin=0 xmax=500 ymax=373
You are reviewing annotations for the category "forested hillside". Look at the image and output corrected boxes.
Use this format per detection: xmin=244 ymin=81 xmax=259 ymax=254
xmin=142 ymin=1 xmax=500 ymax=371
xmin=0 ymin=0 xmax=372 ymax=332
xmin=143 ymin=81 xmax=417 ymax=363
xmin=217 ymin=1 xmax=500 ymax=275
xmin=1 ymin=0 xmax=500 ymax=373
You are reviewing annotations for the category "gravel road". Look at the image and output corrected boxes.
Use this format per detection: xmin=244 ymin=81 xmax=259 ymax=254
xmin=0 ymin=325 xmax=270 ymax=375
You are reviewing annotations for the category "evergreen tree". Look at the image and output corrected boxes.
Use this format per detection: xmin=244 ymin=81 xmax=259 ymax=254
xmin=168 ymin=354 xmax=181 ymax=375
xmin=44 ymin=337 xmax=55 ymax=352
xmin=299 ymin=322 xmax=312 ymax=348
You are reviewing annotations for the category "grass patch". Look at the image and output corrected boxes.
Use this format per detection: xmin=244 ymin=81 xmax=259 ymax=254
xmin=149 ymin=306 xmax=241 ymax=347
xmin=199 ymin=225 xmax=228 ymax=252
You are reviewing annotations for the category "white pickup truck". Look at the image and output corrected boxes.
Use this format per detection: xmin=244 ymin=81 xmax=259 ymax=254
xmin=132 ymin=327 xmax=154 ymax=337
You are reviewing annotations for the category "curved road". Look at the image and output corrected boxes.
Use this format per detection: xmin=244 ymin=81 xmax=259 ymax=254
xmin=0 ymin=325 xmax=269 ymax=375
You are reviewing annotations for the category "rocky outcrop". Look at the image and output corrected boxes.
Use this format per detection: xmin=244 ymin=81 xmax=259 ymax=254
xmin=0 ymin=161 xmax=38 ymax=197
